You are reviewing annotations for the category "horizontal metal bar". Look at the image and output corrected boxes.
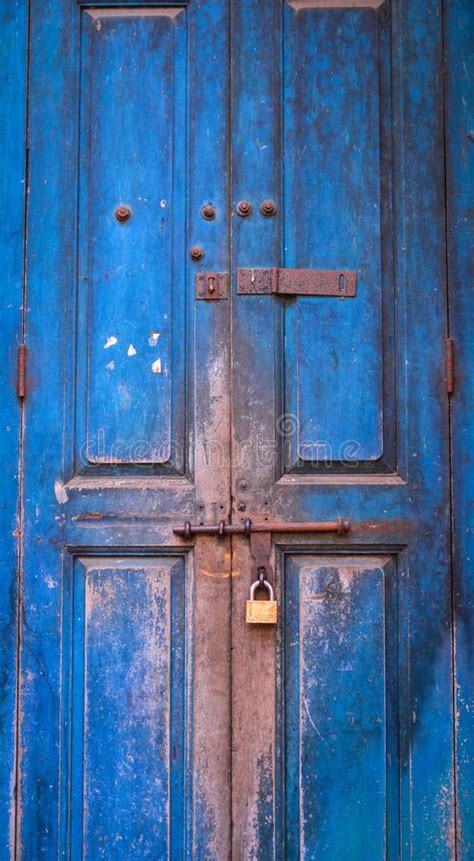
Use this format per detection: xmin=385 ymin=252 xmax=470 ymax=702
xmin=173 ymin=518 xmax=350 ymax=538
xmin=237 ymin=268 xmax=356 ymax=297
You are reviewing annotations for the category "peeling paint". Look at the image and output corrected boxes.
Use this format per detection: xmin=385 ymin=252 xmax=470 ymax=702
xmin=104 ymin=336 xmax=118 ymax=349
xmin=148 ymin=331 xmax=160 ymax=347
xmin=54 ymin=480 xmax=68 ymax=504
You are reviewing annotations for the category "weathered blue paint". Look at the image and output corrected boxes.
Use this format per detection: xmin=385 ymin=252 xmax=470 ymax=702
xmin=231 ymin=0 xmax=455 ymax=857
xmin=6 ymin=0 xmax=471 ymax=857
xmin=285 ymin=556 xmax=399 ymax=859
xmin=445 ymin=0 xmax=474 ymax=856
xmin=19 ymin=1 xmax=231 ymax=858
xmin=77 ymin=9 xmax=186 ymax=468
xmin=0 ymin=0 xmax=27 ymax=854
xmin=64 ymin=557 xmax=186 ymax=859
xmin=283 ymin=3 xmax=385 ymax=465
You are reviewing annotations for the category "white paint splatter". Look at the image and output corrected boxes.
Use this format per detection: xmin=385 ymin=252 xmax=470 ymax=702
xmin=104 ymin=336 xmax=118 ymax=349
xmin=54 ymin=481 xmax=68 ymax=504
xmin=127 ymin=344 xmax=137 ymax=356
xmin=105 ymin=361 xmax=115 ymax=371
xmin=151 ymin=358 xmax=162 ymax=374
xmin=160 ymin=199 xmax=167 ymax=208
xmin=148 ymin=331 xmax=160 ymax=347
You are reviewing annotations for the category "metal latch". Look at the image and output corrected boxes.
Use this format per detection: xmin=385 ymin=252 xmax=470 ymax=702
xmin=173 ymin=518 xmax=350 ymax=623
xmin=237 ymin=267 xmax=356 ymax=297
xmin=196 ymin=272 xmax=228 ymax=300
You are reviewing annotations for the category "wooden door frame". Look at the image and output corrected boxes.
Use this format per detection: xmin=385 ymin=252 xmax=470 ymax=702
xmin=445 ymin=0 xmax=474 ymax=857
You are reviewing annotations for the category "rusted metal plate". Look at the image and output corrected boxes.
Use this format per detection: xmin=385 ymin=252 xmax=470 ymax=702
xmin=196 ymin=271 xmax=228 ymax=300
xmin=237 ymin=267 xmax=357 ymax=296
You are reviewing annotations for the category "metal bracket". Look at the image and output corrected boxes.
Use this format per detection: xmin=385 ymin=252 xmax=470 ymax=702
xmin=196 ymin=272 xmax=228 ymax=300
xmin=237 ymin=267 xmax=356 ymax=297
xmin=249 ymin=530 xmax=273 ymax=584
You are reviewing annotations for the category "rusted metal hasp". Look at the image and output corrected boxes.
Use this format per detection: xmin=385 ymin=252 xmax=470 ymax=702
xmin=237 ymin=267 xmax=356 ymax=297
xmin=173 ymin=517 xmax=350 ymax=538
xmin=196 ymin=272 xmax=228 ymax=300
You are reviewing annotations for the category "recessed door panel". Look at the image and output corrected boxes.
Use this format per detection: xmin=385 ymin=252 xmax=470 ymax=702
xmin=77 ymin=9 xmax=187 ymax=468
xmin=282 ymin=2 xmax=389 ymax=469
xmin=65 ymin=557 xmax=187 ymax=859
xmin=284 ymin=555 xmax=398 ymax=858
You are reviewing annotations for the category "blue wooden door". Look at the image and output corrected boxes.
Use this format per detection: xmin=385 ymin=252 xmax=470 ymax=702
xmin=15 ymin=0 xmax=457 ymax=859
xmin=230 ymin=0 xmax=454 ymax=858
xmin=19 ymin=2 xmax=232 ymax=858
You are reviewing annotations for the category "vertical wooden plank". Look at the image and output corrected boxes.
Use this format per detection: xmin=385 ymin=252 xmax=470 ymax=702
xmin=0 ymin=0 xmax=27 ymax=853
xmin=231 ymin=0 xmax=281 ymax=856
xmin=231 ymin=537 xmax=277 ymax=860
xmin=390 ymin=0 xmax=455 ymax=855
xmin=445 ymin=0 xmax=474 ymax=856
xmin=189 ymin=1 xmax=232 ymax=857
xmin=18 ymin=2 xmax=81 ymax=851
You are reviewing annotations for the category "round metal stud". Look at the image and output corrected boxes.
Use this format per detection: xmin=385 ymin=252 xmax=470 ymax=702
xmin=236 ymin=200 xmax=252 ymax=217
xmin=201 ymin=203 xmax=216 ymax=221
xmin=190 ymin=245 xmax=205 ymax=261
xmin=260 ymin=199 xmax=277 ymax=217
xmin=115 ymin=204 xmax=132 ymax=222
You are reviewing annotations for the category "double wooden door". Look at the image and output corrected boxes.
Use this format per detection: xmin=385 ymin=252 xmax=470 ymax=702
xmin=12 ymin=0 xmax=457 ymax=857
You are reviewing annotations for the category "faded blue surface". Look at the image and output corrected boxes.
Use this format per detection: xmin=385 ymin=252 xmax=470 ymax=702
xmin=66 ymin=557 xmax=185 ymax=859
xmin=18 ymin=1 xmax=228 ymax=858
xmin=0 ymin=0 xmax=27 ymax=856
xmin=283 ymin=5 xmax=384 ymax=465
xmin=4 ymin=0 xmax=472 ymax=858
xmin=285 ymin=556 xmax=399 ymax=859
xmin=77 ymin=11 xmax=186 ymax=468
xmin=232 ymin=0 xmax=455 ymax=858
xmin=445 ymin=0 xmax=474 ymax=856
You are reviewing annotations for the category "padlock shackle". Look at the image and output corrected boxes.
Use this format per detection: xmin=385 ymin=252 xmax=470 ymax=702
xmin=249 ymin=579 xmax=274 ymax=602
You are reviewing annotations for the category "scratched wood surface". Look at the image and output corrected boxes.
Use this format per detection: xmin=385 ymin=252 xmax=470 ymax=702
xmin=0 ymin=0 xmax=27 ymax=854
xmin=445 ymin=0 xmax=474 ymax=857
xmin=18 ymin=1 xmax=232 ymax=858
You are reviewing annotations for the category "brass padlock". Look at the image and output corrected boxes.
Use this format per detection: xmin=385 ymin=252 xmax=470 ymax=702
xmin=246 ymin=579 xmax=278 ymax=625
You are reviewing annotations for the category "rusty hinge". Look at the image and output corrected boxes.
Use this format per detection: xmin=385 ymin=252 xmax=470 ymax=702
xmin=17 ymin=344 xmax=27 ymax=399
xmin=445 ymin=338 xmax=454 ymax=394
xmin=237 ymin=267 xmax=357 ymax=297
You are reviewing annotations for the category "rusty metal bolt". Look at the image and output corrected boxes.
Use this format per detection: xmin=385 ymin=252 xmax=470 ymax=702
xmin=236 ymin=200 xmax=252 ymax=217
xmin=115 ymin=204 xmax=132 ymax=222
xmin=260 ymin=199 xmax=277 ymax=217
xmin=237 ymin=501 xmax=247 ymax=511
xmin=201 ymin=203 xmax=216 ymax=221
xmin=190 ymin=245 xmax=205 ymax=261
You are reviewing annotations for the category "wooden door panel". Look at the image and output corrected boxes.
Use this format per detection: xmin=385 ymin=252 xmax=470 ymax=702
xmin=282 ymin=4 xmax=388 ymax=468
xmin=19 ymin=1 xmax=231 ymax=858
xmin=77 ymin=10 xmax=187 ymax=469
xmin=231 ymin=0 xmax=454 ymax=858
xmin=283 ymin=555 xmax=398 ymax=859
xmin=64 ymin=556 xmax=187 ymax=859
